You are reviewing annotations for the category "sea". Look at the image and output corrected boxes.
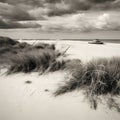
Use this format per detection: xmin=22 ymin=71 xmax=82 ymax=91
xmin=0 ymin=29 xmax=120 ymax=43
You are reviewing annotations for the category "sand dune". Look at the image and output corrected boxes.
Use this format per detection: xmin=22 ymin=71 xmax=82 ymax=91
xmin=0 ymin=41 xmax=120 ymax=120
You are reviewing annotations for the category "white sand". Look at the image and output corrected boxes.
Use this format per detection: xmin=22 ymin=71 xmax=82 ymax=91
xmin=21 ymin=40 xmax=120 ymax=61
xmin=0 ymin=41 xmax=120 ymax=120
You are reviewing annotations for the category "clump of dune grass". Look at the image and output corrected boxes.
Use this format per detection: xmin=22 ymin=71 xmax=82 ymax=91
xmin=7 ymin=48 xmax=65 ymax=74
xmin=0 ymin=36 xmax=66 ymax=74
xmin=0 ymin=36 xmax=19 ymax=47
xmin=54 ymin=57 xmax=120 ymax=111
xmin=34 ymin=43 xmax=55 ymax=50
xmin=0 ymin=36 xmax=58 ymax=66
xmin=0 ymin=36 xmax=65 ymax=74
xmin=0 ymin=36 xmax=66 ymax=75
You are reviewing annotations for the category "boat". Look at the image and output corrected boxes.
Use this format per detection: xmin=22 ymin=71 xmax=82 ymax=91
xmin=88 ymin=39 xmax=104 ymax=44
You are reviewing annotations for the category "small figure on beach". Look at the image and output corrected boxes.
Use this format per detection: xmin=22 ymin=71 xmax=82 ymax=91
xmin=88 ymin=39 xmax=104 ymax=44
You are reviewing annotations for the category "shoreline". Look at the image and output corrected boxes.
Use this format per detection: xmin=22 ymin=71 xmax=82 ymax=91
xmin=18 ymin=40 xmax=120 ymax=62
xmin=16 ymin=39 xmax=120 ymax=44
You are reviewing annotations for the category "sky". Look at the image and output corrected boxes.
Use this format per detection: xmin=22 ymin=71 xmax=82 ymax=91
xmin=0 ymin=0 xmax=120 ymax=32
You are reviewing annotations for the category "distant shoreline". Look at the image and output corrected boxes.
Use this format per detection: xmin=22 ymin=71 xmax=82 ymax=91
xmin=15 ymin=39 xmax=120 ymax=44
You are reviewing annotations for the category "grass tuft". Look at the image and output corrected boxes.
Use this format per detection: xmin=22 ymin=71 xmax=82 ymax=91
xmin=0 ymin=36 xmax=18 ymax=47
xmin=54 ymin=57 xmax=120 ymax=111
xmin=7 ymin=47 xmax=65 ymax=74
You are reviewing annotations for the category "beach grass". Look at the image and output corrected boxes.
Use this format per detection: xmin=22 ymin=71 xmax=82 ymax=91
xmin=0 ymin=36 xmax=19 ymax=47
xmin=54 ymin=57 xmax=120 ymax=111
xmin=0 ymin=36 xmax=65 ymax=73
xmin=7 ymin=48 xmax=65 ymax=74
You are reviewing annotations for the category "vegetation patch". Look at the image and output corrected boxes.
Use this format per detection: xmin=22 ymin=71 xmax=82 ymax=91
xmin=7 ymin=48 xmax=65 ymax=74
xmin=54 ymin=57 xmax=120 ymax=112
xmin=0 ymin=36 xmax=65 ymax=74
xmin=0 ymin=36 xmax=19 ymax=47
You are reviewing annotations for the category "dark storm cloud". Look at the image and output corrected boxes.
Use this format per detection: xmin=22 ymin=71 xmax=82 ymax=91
xmin=0 ymin=0 xmax=120 ymax=29
xmin=0 ymin=2 xmax=43 ymax=28
xmin=89 ymin=0 xmax=115 ymax=3
xmin=0 ymin=18 xmax=41 ymax=29
xmin=0 ymin=0 xmax=120 ymax=18
xmin=0 ymin=18 xmax=25 ymax=28
xmin=0 ymin=0 xmax=118 ymax=10
xmin=41 ymin=0 xmax=91 ymax=16
xmin=0 ymin=0 xmax=61 ymax=5
xmin=44 ymin=0 xmax=61 ymax=3
xmin=0 ymin=0 xmax=43 ymax=7
xmin=0 ymin=2 xmax=35 ymax=21
xmin=41 ymin=0 xmax=119 ymax=16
